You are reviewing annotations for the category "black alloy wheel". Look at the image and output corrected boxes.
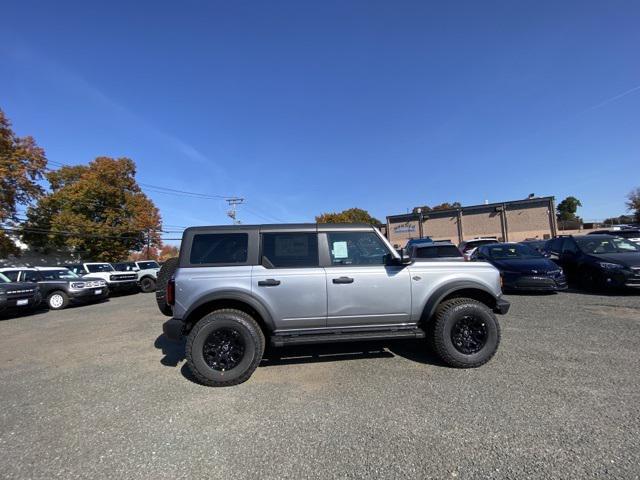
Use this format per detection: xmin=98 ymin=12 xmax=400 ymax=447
xmin=450 ymin=315 xmax=488 ymax=355
xmin=203 ymin=327 xmax=246 ymax=371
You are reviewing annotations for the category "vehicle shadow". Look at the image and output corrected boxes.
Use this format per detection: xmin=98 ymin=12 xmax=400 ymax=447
xmin=154 ymin=334 xmax=446 ymax=385
xmin=561 ymin=286 xmax=640 ymax=297
xmin=0 ymin=306 xmax=49 ymax=321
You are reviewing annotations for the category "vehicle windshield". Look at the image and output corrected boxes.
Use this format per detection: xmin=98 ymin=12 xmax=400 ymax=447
xmin=41 ymin=269 xmax=81 ymax=280
xmin=484 ymin=244 xmax=543 ymax=259
xmin=615 ymin=230 xmax=640 ymax=239
xmin=136 ymin=261 xmax=159 ymax=269
xmin=86 ymin=263 xmax=114 ymax=273
xmin=576 ymin=236 xmax=640 ymax=254
xmin=0 ymin=272 xmax=10 ymax=283
xmin=463 ymin=239 xmax=498 ymax=252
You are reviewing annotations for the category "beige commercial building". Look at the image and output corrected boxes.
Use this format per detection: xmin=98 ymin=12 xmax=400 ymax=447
xmin=386 ymin=196 xmax=558 ymax=247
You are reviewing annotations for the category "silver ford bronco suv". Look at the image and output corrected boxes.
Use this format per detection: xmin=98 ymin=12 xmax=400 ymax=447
xmin=160 ymin=223 xmax=510 ymax=386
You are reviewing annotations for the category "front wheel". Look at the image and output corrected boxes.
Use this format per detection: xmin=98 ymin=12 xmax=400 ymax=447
xmin=431 ymin=298 xmax=501 ymax=368
xmin=140 ymin=277 xmax=156 ymax=293
xmin=185 ymin=309 xmax=265 ymax=387
xmin=47 ymin=291 xmax=69 ymax=310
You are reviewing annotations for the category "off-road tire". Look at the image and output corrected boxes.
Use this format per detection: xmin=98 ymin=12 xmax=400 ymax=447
xmin=431 ymin=298 xmax=500 ymax=368
xmin=140 ymin=277 xmax=156 ymax=293
xmin=47 ymin=291 xmax=69 ymax=310
xmin=156 ymin=257 xmax=178 ymax=316
xmin=186 ymin=309 xmax=265 ymax=387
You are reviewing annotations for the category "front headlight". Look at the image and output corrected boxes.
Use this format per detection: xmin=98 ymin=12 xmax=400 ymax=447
xmin=71 ymin=282 xmax=86 ymax=289
xmin=99 ymin=280 xmax=107 ymax=287
xmin=598 ymin=262 xmax=624 ymax=270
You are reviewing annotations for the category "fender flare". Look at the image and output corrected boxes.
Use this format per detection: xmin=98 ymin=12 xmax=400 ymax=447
xmin=421 ymin=280 xmax=499 ymax=323
xmin=183 ymin=289 xmax=276 ymax=331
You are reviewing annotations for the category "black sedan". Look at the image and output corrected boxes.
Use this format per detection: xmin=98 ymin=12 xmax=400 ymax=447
xmin=472 ymin=243 xmax=568 ymax=292
xmin=545 ymin=235 xmax=640 ymax=290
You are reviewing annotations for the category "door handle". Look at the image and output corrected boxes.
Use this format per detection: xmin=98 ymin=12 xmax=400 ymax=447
xmin=258 ymin=279 xmax=281 ymax=287
xmin=332 ymin=276 xmax=354 ymax=284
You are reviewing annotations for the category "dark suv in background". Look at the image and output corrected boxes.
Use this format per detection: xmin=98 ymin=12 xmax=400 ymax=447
xmin=545 ymin=235 xmax=640 ymax=290
xmin=0 ymin=271 xmax=41 ymax=315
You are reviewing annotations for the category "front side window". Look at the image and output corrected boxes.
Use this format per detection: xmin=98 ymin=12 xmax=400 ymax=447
xmin=261 ymin=232 xmax=318 ymax=268
xmin=137 ymin=261 xmax=160 ymax=269
xmin=40 ymin=269 xmax=80 ymax=280
xmin=1 ymin=270 xmax=20 ymax=282
xmin=0 ymin=272 xmax=11 ymax=283
xmin=190 ymin=233 xmax=248 ymax=264
xmin=327 ymin=231 xmax=389 ymax=266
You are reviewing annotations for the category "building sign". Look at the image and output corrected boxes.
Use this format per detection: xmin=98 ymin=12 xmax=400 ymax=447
xmin=393 ymin=224 xmax=416 ymax=234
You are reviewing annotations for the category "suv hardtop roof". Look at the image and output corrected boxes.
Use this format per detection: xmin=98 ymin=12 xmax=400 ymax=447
xmin=183 ymin=223 xmax=377 ymax=234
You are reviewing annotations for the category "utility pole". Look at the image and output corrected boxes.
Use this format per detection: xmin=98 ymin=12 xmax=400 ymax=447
xmin=226 ymin=198 xmax=244 ymax=225
xmin=146 ymin=229 xmax=151 ymax=260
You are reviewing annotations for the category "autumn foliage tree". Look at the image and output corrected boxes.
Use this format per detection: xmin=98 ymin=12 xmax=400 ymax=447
xmin=315 ymin=207 xmax=381 ymax=225
xmin=0 ymin=108 xmax=48 ymax=256
xmin=23 ymin=157 xmax=162 ymax=261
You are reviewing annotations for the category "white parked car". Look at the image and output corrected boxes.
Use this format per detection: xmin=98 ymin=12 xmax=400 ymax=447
xmin=66 ymin=262 xmax=139 ymax=293
xmin=111 ymin=261 xmax=161 ymax=293
xmin=458 ymin=238 xmax=499 ymax=261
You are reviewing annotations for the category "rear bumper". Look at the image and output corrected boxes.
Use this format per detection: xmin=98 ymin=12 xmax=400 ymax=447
xmin=495 ymin=296 xmax=510 ymax=315
xmin=163 ymin=319 xmax=185 ymax=341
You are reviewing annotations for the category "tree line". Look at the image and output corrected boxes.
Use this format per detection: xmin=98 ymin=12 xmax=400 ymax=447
xmin=1 ymin=108 xmax=163 ymax=261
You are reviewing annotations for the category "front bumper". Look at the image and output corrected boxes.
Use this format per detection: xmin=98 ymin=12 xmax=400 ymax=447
xmin=503 ymin=273 xmax=568 ymax=291
xmin=108 ymin=281 xmax=139 ymax=291
xmin=69 ymin=287 xmax=109 ymax=301
xmin=495 ymin=296 xmax=510 ymax=315
xmin=0 ymin=294 xmax=40 ymax=310
xmin=163 ymin=319 xmax=185 ymax=341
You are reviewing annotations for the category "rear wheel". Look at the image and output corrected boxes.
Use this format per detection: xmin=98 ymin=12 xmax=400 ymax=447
xmin=185 ymin=309 xmax=265 ymax=387
xmin=431 ymin=298 xmax=500 ymax=368
xmin=140 ymin=277 xmax=156 ymax=293
xmin=156 ymin=257 xmax=178 ymax=316
xmin=47 ymin=291 xmax=69 ymax=310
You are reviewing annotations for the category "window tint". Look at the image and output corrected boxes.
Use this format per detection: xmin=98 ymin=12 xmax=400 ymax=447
xmin=86 ymin=264 xmax=114 ymax=273
xmin=415 ymin=245 xmax=462 ymax=259
xmin=327 ymin=232 xmax=389 ymax=266
xmin=547 ymin=238 xmax=562 ymax=253
xmin=137 ymin=261 xmax=159 ymax=269
xmin=113 ymin=262 xmax=137 ymax=271
xmin=190 ymin=233 xmax=248 ymax=264
xmin=561 ymin=239 xmax=578 ymax=254
xmin=23 ymin=270 xmax=40 ymax=282
xmin=2 ymin=270 xmax=20 ymax=282
xmin=261 ymin=232 xmax=318 ymax=268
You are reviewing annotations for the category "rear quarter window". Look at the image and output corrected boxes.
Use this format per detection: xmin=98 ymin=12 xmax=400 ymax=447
xmin=189 ymin=233 xmax=248 ymax=264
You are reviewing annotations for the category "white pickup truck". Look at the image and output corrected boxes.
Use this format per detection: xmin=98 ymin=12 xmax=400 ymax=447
xmin=66 ymin=262 xmax=139 ymax=293
xmin=111 ymin=261 xmax=160 ymax=292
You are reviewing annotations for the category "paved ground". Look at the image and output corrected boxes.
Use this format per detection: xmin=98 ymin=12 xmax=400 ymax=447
xmin=0 ymin=289 xmax=639 ymax=479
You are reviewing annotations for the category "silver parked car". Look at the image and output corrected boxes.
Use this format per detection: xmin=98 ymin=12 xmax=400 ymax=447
xmin=160 ymin=223 xmax=510 ymax=386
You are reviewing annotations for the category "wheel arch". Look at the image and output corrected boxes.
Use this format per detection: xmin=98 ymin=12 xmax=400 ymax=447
xmin=183 ymin=291 xmax=275 ymax=336
xmin=420 ymin=281 xmax=499 ymax=324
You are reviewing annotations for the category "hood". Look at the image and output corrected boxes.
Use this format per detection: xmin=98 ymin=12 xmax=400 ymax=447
xmin=589 ymin=252 xmax=640 ymax=268
xmin=82 ymin=276 xmax=105 ymax=281
xmin=489 ymin=258 xmax=559 ymax=274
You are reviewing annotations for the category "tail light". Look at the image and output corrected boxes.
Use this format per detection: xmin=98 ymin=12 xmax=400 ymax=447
xmin=166 ymin=276 xmax=175 ymax=305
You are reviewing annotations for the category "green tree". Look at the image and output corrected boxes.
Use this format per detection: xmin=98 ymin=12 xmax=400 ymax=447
xmin=627 ymin=188 xmax=640 ymax=223
xmin=556 ymin=196 xmax=582 ymax=222
xmin=316 ymin=207 xmax=381 ymax=225
xmin=22 ymin=157 xmax=162 ymax=261
xmin=412 ymin=202 xmax=461 ymax=214
xmin=0 ymin=108 xmax=48 ymax=256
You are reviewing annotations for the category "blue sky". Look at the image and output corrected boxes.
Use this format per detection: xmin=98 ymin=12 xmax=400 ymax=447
xmin=1 ymin=1 xmax=639 ymax=242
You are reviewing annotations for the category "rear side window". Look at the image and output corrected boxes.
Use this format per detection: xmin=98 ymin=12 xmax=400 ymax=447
xmin=261 ymin=233 xmax=318 ymax=268
xmin=23 ymin=270 xmax=40 ymax=282
xmin=190 ymin=233 xmax=248 ymax=264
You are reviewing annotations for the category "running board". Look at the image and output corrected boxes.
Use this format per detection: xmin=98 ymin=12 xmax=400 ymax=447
xmin=271 ymin=328 xmax=426 ymax=347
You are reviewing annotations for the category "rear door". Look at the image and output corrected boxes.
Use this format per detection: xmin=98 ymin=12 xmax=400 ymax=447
xmin=322 ymin=230 xmax=412 ymax=327
xmin=251 ymin=230 xmax=327 ymax=331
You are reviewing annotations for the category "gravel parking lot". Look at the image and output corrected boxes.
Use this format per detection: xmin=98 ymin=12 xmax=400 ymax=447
xmin=1 ymin=290 xmax=639 ymax=479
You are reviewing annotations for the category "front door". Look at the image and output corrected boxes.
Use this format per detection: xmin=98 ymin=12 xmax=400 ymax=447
xmin=251 ymin=231 xmax=327 ymax=331
xmin=323 ymin=231 xmax=412 ymax=327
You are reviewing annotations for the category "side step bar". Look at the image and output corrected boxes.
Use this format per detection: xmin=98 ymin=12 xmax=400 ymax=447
xmin=271 ymin=328 xmax=426 ymax=347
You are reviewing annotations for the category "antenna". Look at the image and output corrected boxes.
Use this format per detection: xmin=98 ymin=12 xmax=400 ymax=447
xmin=226 ymin=197 xmax=244 ymax=224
